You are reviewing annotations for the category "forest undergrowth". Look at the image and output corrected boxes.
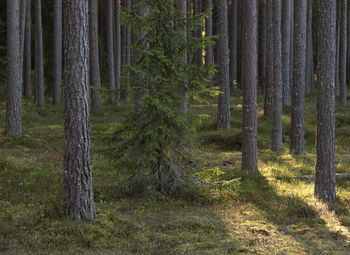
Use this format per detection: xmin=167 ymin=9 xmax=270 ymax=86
xmin=0 ymin=91 xmax=350 ymax=254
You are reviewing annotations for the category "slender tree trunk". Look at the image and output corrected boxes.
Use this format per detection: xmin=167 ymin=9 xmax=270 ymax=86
xmin=115 ymin=0 xmax=121 ymax=105
xmin=217 ymin=0 xmax=231 ymax=130
xmin=305 ymin=0 xmax=314 ymax=94
xmin=347 ymin=6 xmax=350 ymax=88
xmin=106 ymin=0 xmax=116 ymax=103
xmin=24 ymin=0 xmax=32 ymax=98
xmin=281 ymin=0 xmax=292 ymax=106
xmin=53 ymin=0 xmax=62 ymax=105
xmin=19 ymin=0 xmax=26 ymax=85
xmin=264 ymin=0 xmax=273 ymax=119
xmin=339 ymin=0 xmax=347 ymax=105
xmin=89 ymin=0 xmax=103 ymax=113
xmin=230 ymin=0 xmax=237 ymax=85
xmin=260 ymin=0 xmax=267 ymax=96
xmin=34 ymin=0 xmax=44 ymax=106
xmin=193 ymin=0 xmax=203 ymax=66
xmin=315 ymin=0 xmax=336 ymax=203
xmin=290 ymin=0 xmax=307 ymax=155
xmin=6 ymin=0 xmax=22 ymax=137
xmin=271 ymin=0 xmax=283 ymax=152
xmin=205 ymin=0 xmax=213 ymax=87
xmin=241 ymin=0 xmax=258 ymax=173
xmin=126 ymin=0 xmax=131 ymax=101
xmin=63 ymin=0 xmax=96 ymax=221
xmin=335 ymin=3 xmax=340 ymax=95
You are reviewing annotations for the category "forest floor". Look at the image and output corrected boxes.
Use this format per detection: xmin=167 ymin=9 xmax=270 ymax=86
xmin=1 ymin=91 xmax=350 ymax=254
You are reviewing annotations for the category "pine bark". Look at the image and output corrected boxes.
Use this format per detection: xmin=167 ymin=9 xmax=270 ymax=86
xmin=125 ymin=0 xmax=131 ymax=101
xmin=34 ymin=0 xmax=44 ymax=106
xmin=264 ymin=0 xmax=273 ymax=119
xmin=315 ymin=0 xmax=337 ymax=203
xmin=193 ymin=0 xmax=203 ymax=66
xmin=115 ymin=0 xmax=121 ymax=105
xmin=271 ymin=0 xmax=283 ymax=152
xmin=89 ymin=0 xmax=103 ymax=113
xmin=63 ymin=0 xmax=96 ymax=221
xmin=339 ymin=0 xmax=347 ymax=105
xmin=335 ymin=3 xmax=340 ymax=95
xmin=205 ymin=0 xmax=213 ymax=87
xmin=281 ymin=0 xmax=292 ymax=106
xmin=24 ymin=0 xmax=32 ymax=99
xmin=19 ymin=0 xmax=27 ymax=86
xmin=106 ymin=0 xmax=116 ymax=103
xmin=305 ymin=0 xmax=314 ymax=94
xmin=260 ymin=0 xmax=267 ymax=95
xmin=230 ymin=0 xmax=237 ymax=84
xmin=241 ymin=0 xmax=258 ymax=173
xmin=290 ymin=0 xmax=307 ymax=155
xmin=217 ymin=0 xmax=231 ymax=130
xmin=6 ymin=0 xmax=22 ymax=136
xmin=53 ymin=0 xmax=62 ymax=105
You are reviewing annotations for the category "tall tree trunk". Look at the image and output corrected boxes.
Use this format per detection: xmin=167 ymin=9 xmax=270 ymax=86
xmin=230 ymin=0 xmax=237 ymax=85
xmin=19 ymin=0 xmax=27 ymax=86
xmin=125 ymin=0 xmax=131 ymax=101
xmin=63 ymin=0 xmax=96 ymax=221
xmin=217 ymin=0 xmax=231 ymax=130
xmin=347 ymin=6 xmax=350 ymax=88
xmin=271 ymin=0 xmax=283 ymax=152
xmin=241 ymin=0 xmax=258 ymax=173
xmin=264 ymin=0 xmax=273 ymax=119
xmin=106 ymin=0 xmax=116 ymax=103
xmin=339 ymin=0 xmax=347 ymax=105
xmin=335 ymin=2 xmax=340 ymax=95
xmin=89 ymin=0 xmax=103 ymax=113
xmin=205 ymin=0 xmax=213 ymax=87
xmin=290 ymin=0 xmax=307 ymax=155
xmin=315 ymin=0 xmax=336 ymax=203
xmin=6 ymin=0 xmax=22 ymax=137
xmin=24 ymin=0 xmax=32 ymax=99
xmin=53 ymin=0 xmax=62 ymax=105
xmin=305 ymin=0 xmax=314 ymax=94
xmin=34 ymin=0 xmax=44 ymax=106
xmin=281 ymin=0 xmax=292 ymax=106
xmin=193 ymin=0 xmax=203 ymax=66
xmin=115 ymin=0 xmax=121 ymax=105
xmin=260 ymin=0 xmax=267 ymax=96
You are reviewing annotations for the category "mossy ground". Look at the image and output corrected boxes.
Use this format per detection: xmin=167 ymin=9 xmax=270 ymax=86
xmin=0 ymin=92 xmax=350 ymax=254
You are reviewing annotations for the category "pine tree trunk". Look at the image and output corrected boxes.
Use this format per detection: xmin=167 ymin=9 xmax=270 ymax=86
xmin=63 ymin=0 xmax=96 ymax=221
xmin=260 ymin=0 xmax=267 ymax=96
xmin=315 ymin=0 xmax=336 ymax=203
xmin=193 ymin=0 xmax=203 ymax=67
xmin=24 ymin=0 xmax=32 ymax=99
xmin=125 ymin=0 xmax=131 ymax=101
xmin=115 ymin=0 xmax=121 ymax=105
xmin=241 ymin=0 xmax=258 ymax=173
xmin=34 ymin=0 xmax=44 ymax=106
xmin=271 ymin=0 xmax=283 ymax=152
xmin=217 ymin=0 xmax=231 ymax=130
xmin=6 ymin=0 xmax=22 ymax=137
xmin=230 ymin=0 xmax=237 ymax=85
xmin=53 ymin=0 xmax=62 ymax=105
xmin=347 ymin=6 xmax=350 ymax=88
xmin=305 ymin=0 xmax=314 ymax=94
xmin=205 ymin=0 xmax=213 ymax=87
xmin=339 ymin=0 xmax=347 ymax=105
xmin=106 ymin=0 xmax=116 ymax=103
xmin=335 ymin=3 xmax=340 ymax=95
xmin=89 ymin=0 xmax=103 ymax=113
xmin=281 ymin=0 xmax=292 ymax=106
xmin=264 ymin=0 xmax=273 ymax=119
xmin=19 ymin=0 xmax=27 ymax=85
xmin=290 ymin=0 xmax=307 ymax=155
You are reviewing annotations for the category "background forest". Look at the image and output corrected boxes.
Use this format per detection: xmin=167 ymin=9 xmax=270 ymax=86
xmin=1 ymin=0 xmax=350 ymax=254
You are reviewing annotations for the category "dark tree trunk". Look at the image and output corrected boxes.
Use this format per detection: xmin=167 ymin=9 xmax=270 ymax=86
xmin=271 ymin=0 xmax=283 ymax=152
xmin=260 ymin=0 xmax=267 ymax=95
xmin=63 ymin=0 xmax=96 ymax=221
xmin=315 ymin=0 xmax=337 ymax=203
xmin=115 ymin=0 xmax=121 ymax=105
xmin=19 ymin=0 xmax=27 ymax=86
xmin=241 ymin=0 xmax=258 ymax=173
xmin=106 ymin=0 xmax=116 ymax=103
xmin=290 ymin=0 xmax=307 ymax=155
xmin=89 ymin=0 xmax=103 ymax=113
xmin=6 ymin=0 xmax=22 ymax=136
xmin=217 ymin=0 xmax=231 ymax=130
xmin=24 ymin=0 xmax=32 ymax=99
xmin=305 ymin=0 xmax=314 ymax=94
xmin=281 ymin=0 xmax=292 ymax=106
xmin=125 ymin=0 xmax=131 ymax=101
xmin=193 ymin=0 xmax=203 ymax=67
xmin=205 ymin=0 xmax=213 ymax=87
xmin=230 ymin=0 xmax=237 ymax=85
xmin=339 ymin=0 xmax=347 ymax=105
xmin=34 ymin=0 xmax=44 ymax=106
xmin=264 ymin=0 xmax=273 ymax=119
xmin=335 ymin=3 xmax=340 ymax=95
xmin=53 ymin=0 xmax=62 ymax=105
xmin=347 ymin=6 xmax=350 ymax=87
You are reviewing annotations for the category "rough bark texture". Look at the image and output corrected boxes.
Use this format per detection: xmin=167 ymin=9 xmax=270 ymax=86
xmin=264 ymin=0 xmax=273 ymax=119
xmin=193 ymin=0 xmax=203 ymax=67
xmin=34 ymin=0 xmax=44 ymax=106
xmin=271 ymin=0 xmax=283 ymax=152
xmin=106 ymin=0 xmax=116 ymax=103
xmin=125 ymin=0 xmax=131 ymax=101
xmin=205 ymin=0 xmax=213 ymax=87
xmin=115 ymin=0 xmax=121 ymax=105
xmin=305 ymin=0 xmax=314 ymax=94
xmin=347 ymin=6 xmax=350 ymax=87
xmin=230 ymin=0 xmax=237 ymax=84
xmin=53 ymin=0 xmax=62 ymax=105
xmin=24 ymin=0 xmax=32 ymax=99
xmin=281 ymin=0 xmax=292 ymax=106
xmin=335 ymin=3 xmax=340 ymax=95
xmin=6 ymin=0 xmax=22 ymax=137
xmin=217 ymin=0 xmax=231 ymax=130
xmin=89 ymin=0 xmax=103 ymax=114
xmin=63 ymin=0 xmax=96 ymax=221
xmin=290 ymin=0 xmax=307 ymax=155
xmin=19 ymin=0 xmax=26 ymax=86
xmin=260 ymin=0 xmax=267 ymax=95
xmin=339 ymin=0 xmax=347 ymax=105
xmin=315 ymin=0 xmax=336 ymax=203
xmin=241 ymin=0 xmax=258 ymax=173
